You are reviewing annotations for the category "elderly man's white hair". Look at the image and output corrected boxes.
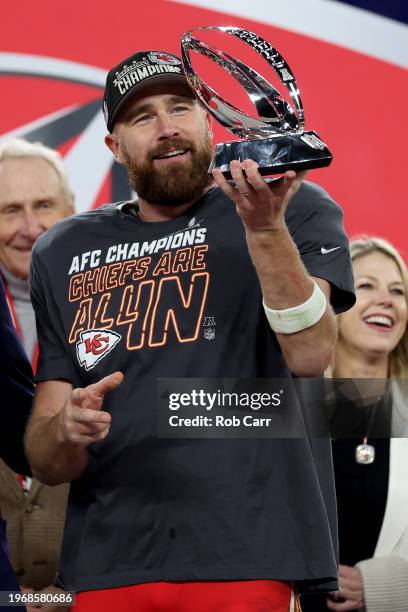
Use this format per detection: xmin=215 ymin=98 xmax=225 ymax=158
xmin=0 ymin=138 xmax=74 ymax=203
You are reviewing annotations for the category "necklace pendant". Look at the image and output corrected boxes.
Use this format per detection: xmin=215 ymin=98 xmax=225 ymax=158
xmin=355 ymin=443 xmax=375 ymax=464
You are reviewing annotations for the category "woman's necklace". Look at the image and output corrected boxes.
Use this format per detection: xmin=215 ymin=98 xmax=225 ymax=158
xmin=355 ymin=439 xmax=375 ymax=464
xmin=355 ymin=395 xmax=383 ymax=464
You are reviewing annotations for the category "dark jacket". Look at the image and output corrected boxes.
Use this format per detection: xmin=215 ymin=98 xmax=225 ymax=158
xmin=0 ymin=276 xmax=34 ymax=474
xmin=0 ymin=276 xmax=34 ymax=607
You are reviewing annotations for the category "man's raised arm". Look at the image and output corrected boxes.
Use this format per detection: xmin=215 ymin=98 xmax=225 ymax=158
xmin=24 ymin=372 xmax=123 ymax=486
xmin=213 ymin=162 xmax=337 ymax=377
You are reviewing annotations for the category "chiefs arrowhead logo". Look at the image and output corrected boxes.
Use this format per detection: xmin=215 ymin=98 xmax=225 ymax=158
xmin=148 ymin=51 xmax=181 ymax=66
xmin=76 ymin=329 xmax=121 ymax=371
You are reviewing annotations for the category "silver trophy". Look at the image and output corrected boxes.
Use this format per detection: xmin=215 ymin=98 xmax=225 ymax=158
xmin=181 ymin=26 xmax=332 ymax=178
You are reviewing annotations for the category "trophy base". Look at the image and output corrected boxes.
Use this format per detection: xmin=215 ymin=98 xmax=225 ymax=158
xmin=209 ymin=131 xmax=333 ymax=179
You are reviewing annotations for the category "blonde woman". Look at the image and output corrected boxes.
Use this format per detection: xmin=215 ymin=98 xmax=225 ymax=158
xmin=302 ymin=237 xmax=408 ymax=612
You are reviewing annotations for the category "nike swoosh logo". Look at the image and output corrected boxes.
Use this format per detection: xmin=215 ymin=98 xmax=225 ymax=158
xmin=321 ymin=246 xmax=341 ymax=254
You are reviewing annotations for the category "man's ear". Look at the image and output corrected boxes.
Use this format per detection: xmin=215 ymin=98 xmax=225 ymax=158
xmin=105 ymin=132 xmax=123 ymax=164
xmin=204 ymin=111 xmax=213 ymax=138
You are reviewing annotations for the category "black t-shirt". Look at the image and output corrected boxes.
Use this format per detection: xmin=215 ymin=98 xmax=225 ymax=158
xmin=30 ymin=181 xmax=355 ymax=593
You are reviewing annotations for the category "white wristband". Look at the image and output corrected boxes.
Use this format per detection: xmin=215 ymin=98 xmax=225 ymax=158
xmin=263 ymin=281 xmax=327 ymax=334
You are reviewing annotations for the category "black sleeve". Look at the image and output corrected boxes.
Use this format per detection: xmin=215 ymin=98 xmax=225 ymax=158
xmin=0 ymin=277 xmax=34 ymax=474
xmin=30 ymin=244 xmax=75 ymax=384
xmin=286 ymin=180 xmax=356 ymax=314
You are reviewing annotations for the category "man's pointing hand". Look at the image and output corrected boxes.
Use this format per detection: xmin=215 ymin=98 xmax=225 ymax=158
xmin=56 ymin=371 xmax=124 ymax=447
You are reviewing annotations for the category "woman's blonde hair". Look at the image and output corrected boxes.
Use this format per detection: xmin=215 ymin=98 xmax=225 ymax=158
xmin=343 ymin=236 xmax=408 ymax=378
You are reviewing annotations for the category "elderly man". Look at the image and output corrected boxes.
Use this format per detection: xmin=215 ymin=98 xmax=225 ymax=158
xmin=0 ymin=139 xmax=73 ymax=604
xmin=0 ymin=139 xmax=75 ymax=366
xmin=25 ymin=51 xmax=355 ymax=612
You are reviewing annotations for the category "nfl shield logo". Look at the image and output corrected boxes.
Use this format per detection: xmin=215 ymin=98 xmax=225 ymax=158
xmin=204 ymin=328 xmax=215 ymax=340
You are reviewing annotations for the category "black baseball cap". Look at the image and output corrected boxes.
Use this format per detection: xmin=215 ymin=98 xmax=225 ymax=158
xmin=103 ymin=50 xmax=191 ymax=132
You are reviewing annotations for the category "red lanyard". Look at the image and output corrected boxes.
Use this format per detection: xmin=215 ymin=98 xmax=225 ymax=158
xmin=2 ymin=275 xmax=39 ymax=374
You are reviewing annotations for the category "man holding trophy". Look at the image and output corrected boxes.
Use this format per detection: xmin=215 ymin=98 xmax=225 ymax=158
xmin=25 ymin=28 xmax=355 ymax=612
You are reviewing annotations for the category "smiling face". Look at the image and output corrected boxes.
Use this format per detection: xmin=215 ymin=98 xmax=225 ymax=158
xmin=0 ymin=156 xmax=74 ymax=279
xmin=339 ymin=251 xmax=408 ymax=361
xmin=105 ymin=82 xmax=214 ymax=207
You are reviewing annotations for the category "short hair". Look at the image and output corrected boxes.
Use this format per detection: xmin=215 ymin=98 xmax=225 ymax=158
xmin=0 ymin=138 xmax=74 ymax=203
xmin=349 ymin=236 xmax=408 ymax=378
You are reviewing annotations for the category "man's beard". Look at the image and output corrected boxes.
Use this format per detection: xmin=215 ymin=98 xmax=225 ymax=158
xmin=122 ymin=135 xmax=214 ymax=207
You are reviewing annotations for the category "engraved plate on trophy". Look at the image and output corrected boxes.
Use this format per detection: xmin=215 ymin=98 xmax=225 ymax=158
xmin=181 ymin=26 xmax=333 ymax=178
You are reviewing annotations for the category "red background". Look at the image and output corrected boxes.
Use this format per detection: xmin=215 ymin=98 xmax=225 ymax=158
xmin=1 ymin=0 xmax=406 ymax=256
